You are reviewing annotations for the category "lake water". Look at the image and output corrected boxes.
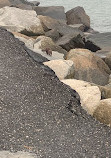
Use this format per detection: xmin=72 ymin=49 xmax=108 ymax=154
xmin=29 ymin=0 xmax=111 ymax=33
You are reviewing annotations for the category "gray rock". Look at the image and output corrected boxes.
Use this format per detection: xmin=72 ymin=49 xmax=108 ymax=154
xmin=95 ymin=50 xmax=111 ymax=59
xmin=38 ymin=15 xmax=85 ymax=49
xmin=34 ymin=6 xmax=66 ymax=23
xmin=0 ymin=0 xmax=10 ymax=8
xmin=61 ymin=79 xmax=101 ymax=115
xmin=69 ymin=24 xmax=85 ymax=32
xmin=13 ymin=32 xmax=64 ymax=61
xmin=24 ymin=46 xmax=49 ymax=63
xmin=38 ymin=15 xmax=59 ymax=32
xmin=93 ymin=99 xmax=111 ymax=126
xmin=56 ymin=33 xmax=85 ymax=51
xmin=32 ymin=49 xmax=64 ymax=61
xmin=55 ymin=22 xmax=84 ymax=37
xmin=66 ymin=6 xmax=90 ymax=30
xmin=34 ymin=36 xmax=67 ymax=55
xmin=0 ymin=6 xmax=44 ymax=36
xmin=44 ymin=60 xmax=75 ymax=80
xmin=84 ymin=39 xmax=101 ymax=52
xmin=86 ymin=28 xmax=99 ymax=34
xmin=104 ymin=53 xmax=111 ymax=70
xmin=45 ymin=29 xmax=62 ymax=42
xmin=86 ymin=32 xmax=111 ymax=51
xmin=38 ymin=15 xmax=83 ymax=36
xmin=65 ymin=49 xmax=111 ymax=86
xmin=0 ymin=0 xmax=40 ymax=10
xmin=13 ymin=32 xmax=35 ymax=49
xmin=98 ymin=85 xmax=111 ymax=99
xmin=94 ymin=50 xmax=111 ymax=70
xmin=28 ymin=1 xmax=40 ymax=6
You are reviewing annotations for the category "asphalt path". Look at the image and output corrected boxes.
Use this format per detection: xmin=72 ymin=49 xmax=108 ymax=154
xmin=0 ymin=28 xmax=111 ymax=157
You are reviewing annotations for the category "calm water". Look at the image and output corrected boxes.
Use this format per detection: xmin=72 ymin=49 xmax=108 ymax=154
xmin=29 ymin=0 xmax=111 ymax=33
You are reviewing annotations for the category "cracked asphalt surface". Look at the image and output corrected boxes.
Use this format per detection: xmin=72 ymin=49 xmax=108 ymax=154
xmin=0 ymin=28 xmax=111 ymax=157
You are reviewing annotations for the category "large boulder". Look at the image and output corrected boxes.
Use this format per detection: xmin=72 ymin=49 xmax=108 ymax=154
xmin=95 ymin=50 xmax=111 ymax=60
xmin=65 ymin=49 xmax=111 ymax=85
xmin=0 ymin=0 xmax=10 ymax=8
xmin=45 ymin=29 xmax=61 ymax=42
xmin=69 ymin=24 xmax=85 ymax=32
xmin=61 ymin=79 xmax=101 ymax=115
xmin=0 ymin=6 xmax=44 ymax=36
xmin=38 ymin=15 xmax=83 ymax=36
xmin=109 ymin=75 xmax=111 ymax=84
xmin=29 ymin=1 xmax=40 ymax=6
xmin=34 ymin=6 xmax=66 ymax=23
xmin=0 ymin=0 xmax=40 ymax=10
xmin=105 ymin=75 xmax=111 ymax=90
xmin=38 ymin=15 xmax=85 ymax=49
xmin=43 ymin=60 xmax=75 ymax=80
xmin=93 ymin=50 xmax=111 ymax=70
xmin=31 ymin=49 xmax=64 ymax=61
xmin=56 ymin=33 xmax=85 ymax=51
xmin=99 ymin=86 xmax=111 ymax=99
xmin=84 ymin=82 xmax=111 ymax=99
xmin=104 ymin=53 xmax=111 ymax=70
xmin=86 ymin=28 xmax=99 ymax=34
xmin=86 ymin=32 xmax=111 ymax=52
xmin=13 ymin=32 xmax=35 ymax=49
xmin=84 ymin=38 xmax=101 ymax=52
xmin=93 ymin=99 xmax=111 ymax=126
xmin=34 ymin=36 xmax=67 ymax=55
xmin=54 ymin=21 xmax=84 ymax=37
xmin=66 ymin=6 xmax=90 ymax=30
xmin=13 ymin=33 xmax=64 ymax=61
xmin=38 ymin=15 xmax=59 ymax=32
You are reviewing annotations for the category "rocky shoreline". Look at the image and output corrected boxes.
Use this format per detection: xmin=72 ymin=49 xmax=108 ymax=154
xmin=0 ymin=0 xmax=111 ymax=157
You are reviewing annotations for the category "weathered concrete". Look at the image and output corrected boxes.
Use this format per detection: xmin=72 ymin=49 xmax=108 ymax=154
xmin=1 ymin=28 xmax=111 ymax=157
